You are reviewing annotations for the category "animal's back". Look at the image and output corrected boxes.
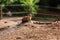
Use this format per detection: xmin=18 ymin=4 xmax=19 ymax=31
xmin=22 ymin=16 xmax=31 ymax=23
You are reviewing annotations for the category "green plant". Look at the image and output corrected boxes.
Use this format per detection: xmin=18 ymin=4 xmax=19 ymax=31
xmin=20 ymin=0 xmax=40 ymax=16
xmin=0 ymin=0 xmax=40 ymax=17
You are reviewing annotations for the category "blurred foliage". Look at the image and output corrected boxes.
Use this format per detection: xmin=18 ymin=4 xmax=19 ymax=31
xmin=0 ymin=0 xmax=60 ymax=13
xmin=20 ymin=0 xmax=40 ymax=16
xmin=0 ymin=0 xmax=40 ymax=14
xmin=0 ymin=0 xmax=17 ymax=5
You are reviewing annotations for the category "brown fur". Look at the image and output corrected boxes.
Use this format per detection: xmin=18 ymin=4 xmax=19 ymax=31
xmin=22 ymin=16 xmax=31 ymax=23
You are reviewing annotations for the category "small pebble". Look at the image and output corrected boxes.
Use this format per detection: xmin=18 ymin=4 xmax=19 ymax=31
xmin=31 ymin=26 xmax=34 ymax=27
xmin=54 ymin=33 xmax=57 ymax=35
xmin=24 ymin=25 xmax=27 ymax=26
xmin=4 ymin=22 xmax=7 ymax=23
xmin=7 ymin=26 xmax=10 ymax=28
xmin=52 ymin=27 xmax=56 ymax=29
xmin=16 ymin=37 xmax=21 ymax=39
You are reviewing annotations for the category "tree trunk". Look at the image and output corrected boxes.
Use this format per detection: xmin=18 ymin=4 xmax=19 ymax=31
xmin=0 ymin=5 xmax=2 ymax=20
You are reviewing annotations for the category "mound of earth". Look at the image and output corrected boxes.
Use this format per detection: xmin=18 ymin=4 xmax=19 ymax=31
xmin=0 ymin=19 xmax=60 ymax=40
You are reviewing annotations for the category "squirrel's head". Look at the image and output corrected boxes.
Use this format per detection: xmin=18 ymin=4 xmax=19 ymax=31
xmin=27 ymin=14 xmax=32 ymax=17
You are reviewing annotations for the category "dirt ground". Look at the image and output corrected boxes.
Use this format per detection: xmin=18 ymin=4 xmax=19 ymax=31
xmin=0 ymin=18 xmax=60 ymax=40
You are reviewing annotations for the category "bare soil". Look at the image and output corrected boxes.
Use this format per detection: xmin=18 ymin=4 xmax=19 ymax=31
xmin=0 ymin=19 xmax=60 ymax=40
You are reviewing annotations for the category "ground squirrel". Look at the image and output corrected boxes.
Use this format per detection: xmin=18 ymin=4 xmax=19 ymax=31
xmin=22 ymin=14 xmax=32 ymax=23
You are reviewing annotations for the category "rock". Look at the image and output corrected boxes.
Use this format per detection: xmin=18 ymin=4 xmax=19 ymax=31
xmin=4 ymin=22 xmax=7 ymax=23
xmin=16 ymin=37 xmax=21 ymax=39
xmin=31 ymin=26 xmax=34 ymax=27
